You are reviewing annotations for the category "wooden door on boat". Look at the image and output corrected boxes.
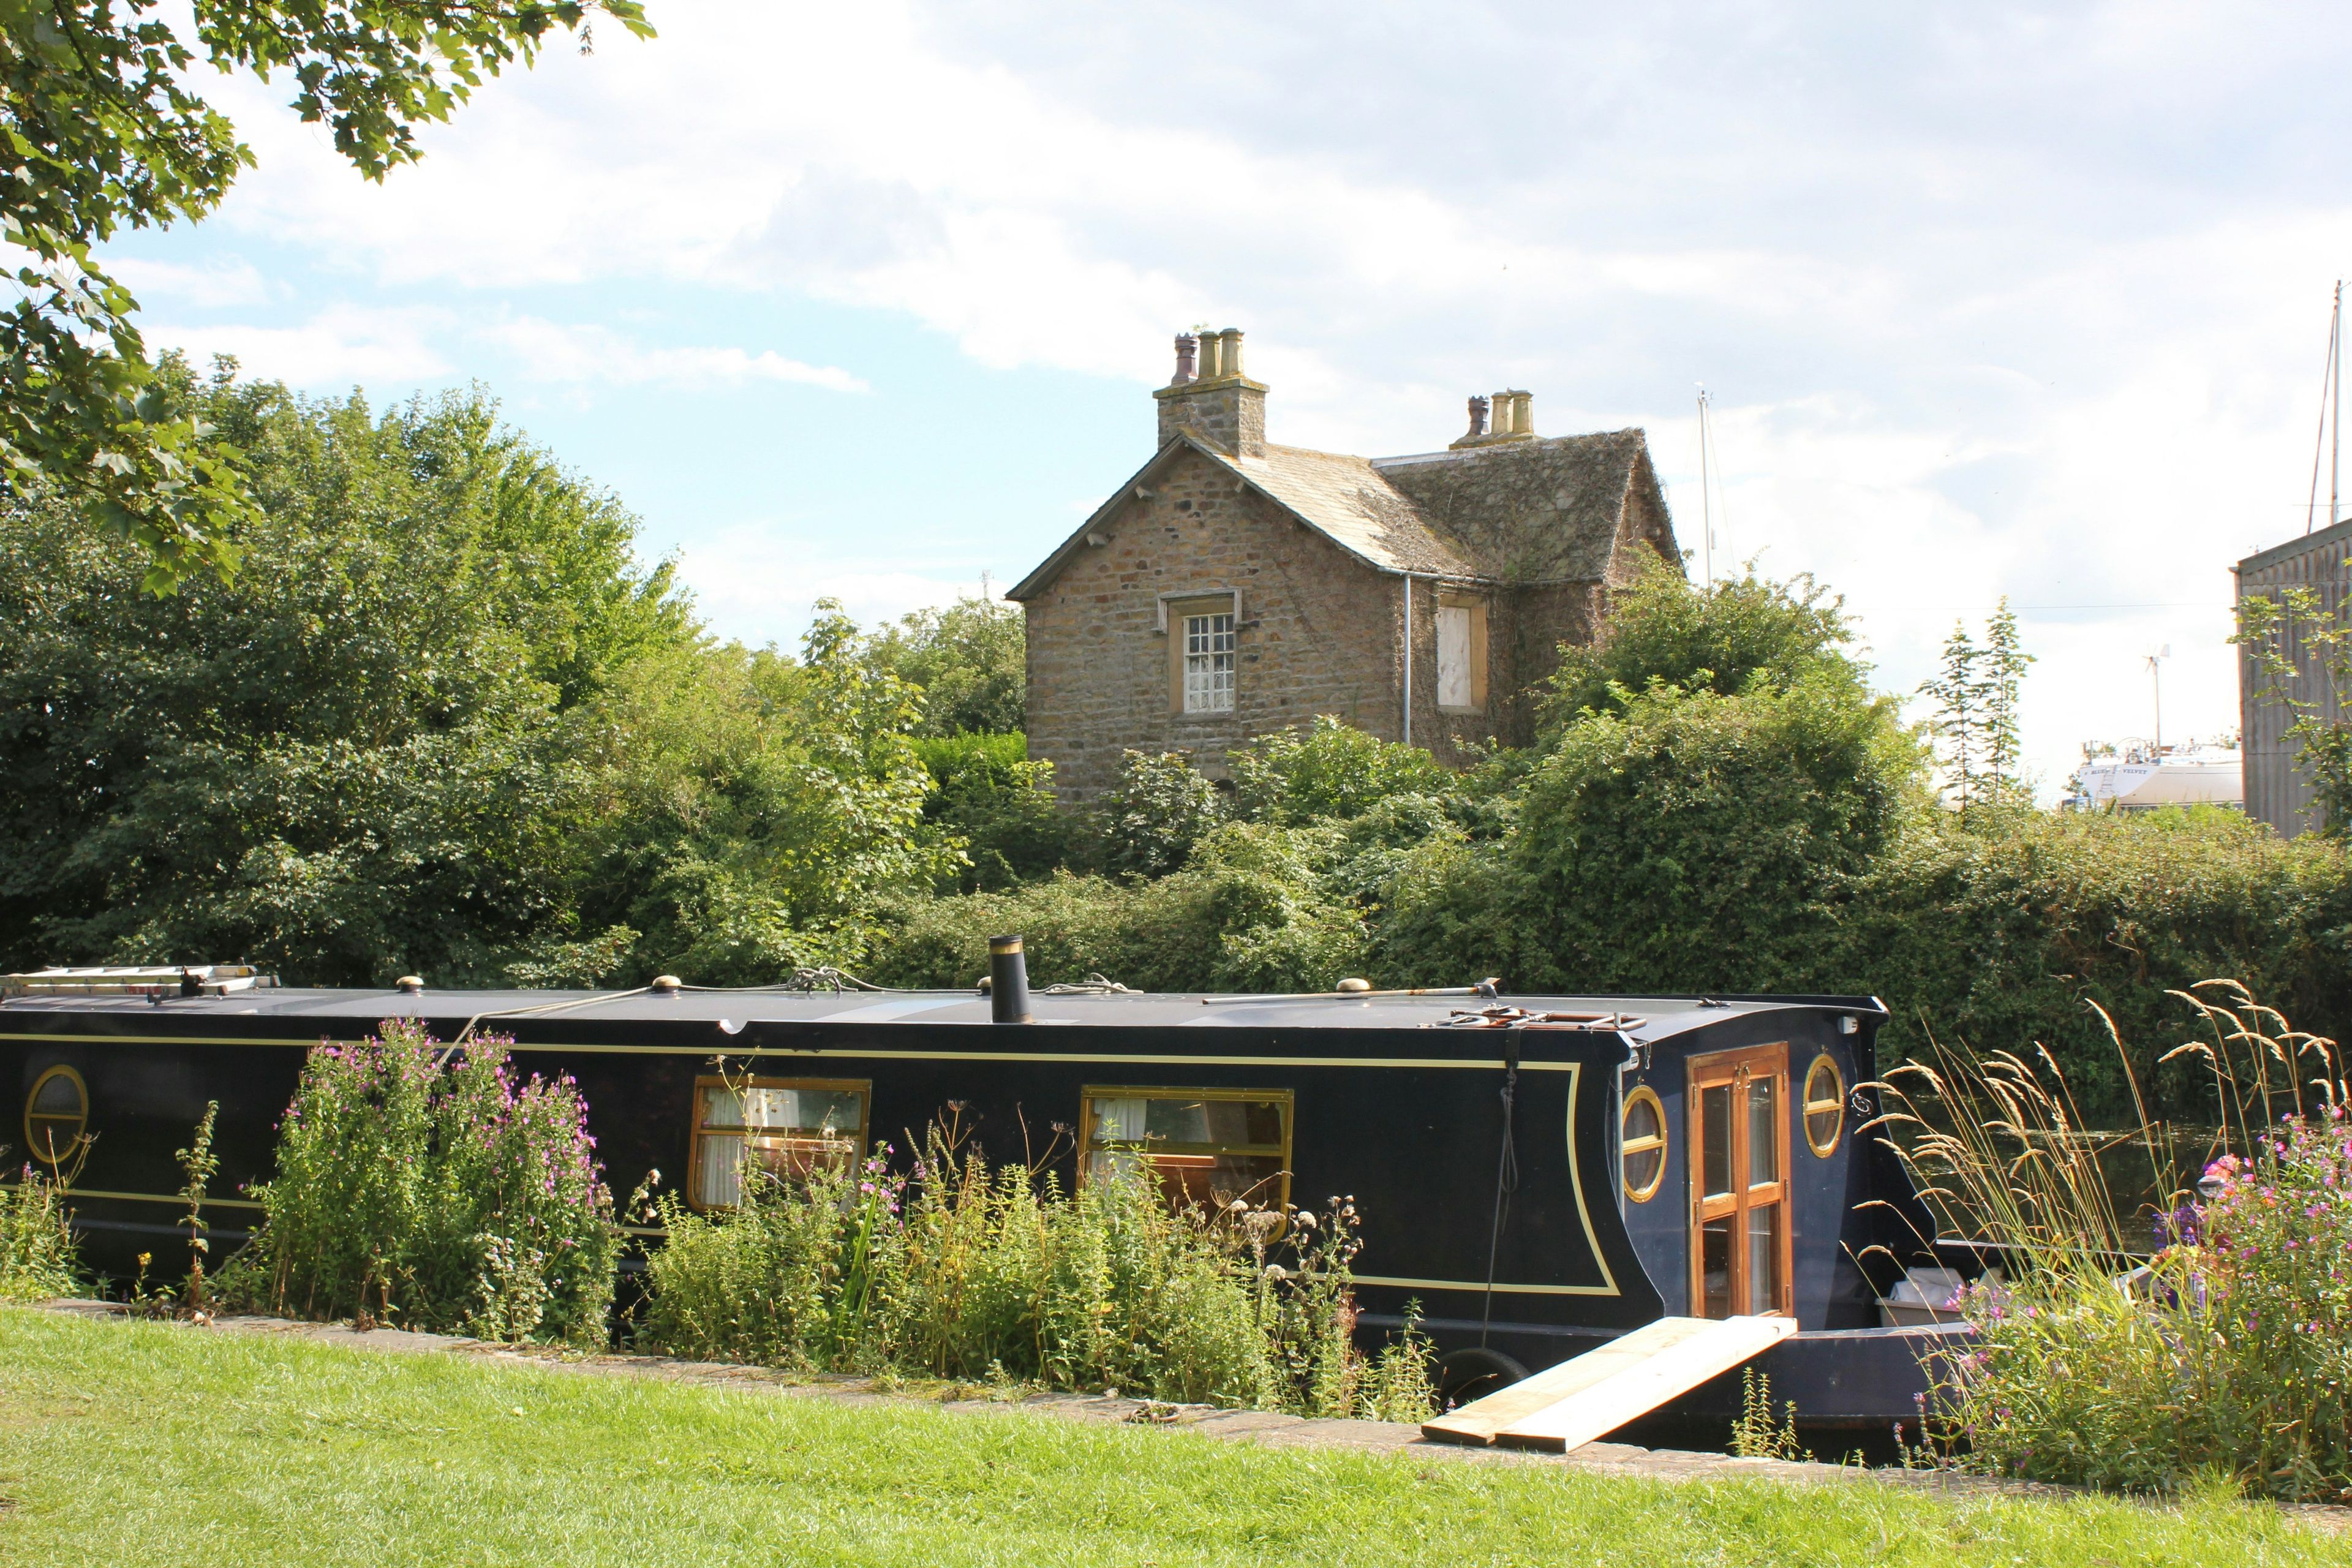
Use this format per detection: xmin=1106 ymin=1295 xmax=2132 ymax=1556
xmin=1686 ymin=1042 xmax=1793 ymax=1319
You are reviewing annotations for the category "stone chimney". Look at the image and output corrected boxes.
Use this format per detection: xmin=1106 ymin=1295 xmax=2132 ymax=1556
xmin=1154 ymin=326 xmax=1267 ymax=457
xmin=1449 ymin=388 xmax=1535 ymax=449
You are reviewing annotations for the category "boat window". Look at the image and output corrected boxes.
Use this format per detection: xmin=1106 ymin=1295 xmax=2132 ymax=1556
xmin=1700 ymin=1082 xmax=1733 ymax=1197
xmin=24 ymin=1065 xmax=87 ymax=1171
xmin=1746 ymin=1205 xmax=1781 ymax=1314
xmin=1803 ymin=1055 xmax=1845 ymax=1156
xmin=1746 ymin=1074 xmax=1778 ymax=1187
xmin=1699 ymin=1217 xmax=1732 ymax=1317
xmin=1620 ymin=1085 xmax=1667 ymax=1202
xmin=1080 ymin=1087 xmax=1292 ymax=1211
xmin=689 ymin=1076 xmax=869 ymax=1209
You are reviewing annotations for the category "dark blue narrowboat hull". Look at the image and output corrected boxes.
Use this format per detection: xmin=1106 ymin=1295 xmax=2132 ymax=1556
xmin=3 ymin=978 xmax=1971 ymax=1453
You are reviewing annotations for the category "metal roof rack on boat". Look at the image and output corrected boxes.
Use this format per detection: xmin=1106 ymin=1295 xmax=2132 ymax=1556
xmin=0 ymin=965 xmax=278 ymax=999
xmin=1198 ymin=978 xmax=1503 ymax=1005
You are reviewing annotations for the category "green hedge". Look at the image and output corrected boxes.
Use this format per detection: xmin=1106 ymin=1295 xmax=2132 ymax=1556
xmin=1840 ymin=809 xmax=2352 ymax=1125
xmin=867 ymin=823 xmax=1365 ymax=995
xmin=876 ymin=805 xmax=2351 ymax=1128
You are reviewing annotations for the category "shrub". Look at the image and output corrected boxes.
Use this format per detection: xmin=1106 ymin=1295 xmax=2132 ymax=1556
xmin=1508 ymin=673 xmax=1920 ymax=995
xmin=867 ymin=823 xmax=1366 ymax=993
xmin=638 ymin=1123 xmax=1428 ymax=1418
xmin=1229 ymin=717 xmax=1453 ymax=826
xmin=1091 ymin=750 xmax=1224 ymax=880
xmin=224 ymin=1020 xmax=618 ymax=1343
xmin=913 ymin=733 xmax=1074 ymax=892
xmin=1846 ymin=810 xmax=2352 ymax=1126
xmin=0 ymin=1156 xmax=81 ymax=1302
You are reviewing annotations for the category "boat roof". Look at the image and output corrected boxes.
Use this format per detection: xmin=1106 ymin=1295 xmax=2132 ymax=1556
xmin=0 ymin=984 xmax=1885 ymax=1041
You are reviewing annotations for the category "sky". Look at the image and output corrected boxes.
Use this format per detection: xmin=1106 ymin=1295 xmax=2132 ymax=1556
xmin=100 ymin=1 xmax=2352 ymax=799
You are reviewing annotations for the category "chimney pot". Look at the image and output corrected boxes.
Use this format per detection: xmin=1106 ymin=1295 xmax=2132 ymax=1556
xmin=1511 ymin=390 xmax=1534 ymax=435
xmin=1153 ymin=325 xmax=1266 ymax=457
xmin=1464 ymin=394 xmax=1490 ymax=439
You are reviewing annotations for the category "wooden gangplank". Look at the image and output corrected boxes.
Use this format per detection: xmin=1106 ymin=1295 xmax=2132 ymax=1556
xmin=1421 ymin=1315 xmax=1797 ymax=1454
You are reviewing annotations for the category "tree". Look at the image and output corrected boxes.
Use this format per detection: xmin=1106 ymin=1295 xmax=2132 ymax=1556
xmin=1543 ymin=554 xmax=1863 ymax=729
xmin=1 ymin=0 xmax=654 ymax=592
xmin=1920 ymin=619 xmax=1982 ymax=809
xmin=1978 ymin=599 xmax=2033 ymax=801
xmin=1921 ymin=598 xmax=2034 ymax=815
xmin=863 ymin=589 xmax=1025 ymax=736
xmin=0 ymin=363 xmax=688 ymax=982
xmin=562 ymin=604 xmax=959 ymax=983
xmin=1509 ymin=674 xmax=1922 ymax=994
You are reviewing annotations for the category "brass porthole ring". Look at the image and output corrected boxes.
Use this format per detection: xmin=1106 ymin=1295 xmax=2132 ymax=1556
xmin=1803 ymin=1054 xmax=1844 ymax=1157
xmin=24 ymin=1063 xmax=89 ymax=1171
xmin=1620 ymin=1084 xmax=1668 ymax=1202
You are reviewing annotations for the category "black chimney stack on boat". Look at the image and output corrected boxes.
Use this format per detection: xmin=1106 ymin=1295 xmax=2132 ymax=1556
xmin=988 ymin=934 xmax=1033 ymax=1023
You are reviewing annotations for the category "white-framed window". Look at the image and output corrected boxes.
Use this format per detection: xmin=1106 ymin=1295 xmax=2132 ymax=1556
xmin=1182 ymin=611 xmax=1237 ymax=713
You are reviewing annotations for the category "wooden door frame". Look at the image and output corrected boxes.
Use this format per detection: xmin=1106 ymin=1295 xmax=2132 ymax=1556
xmin=1685 ymin=1042 xmax=1795 ymax=1317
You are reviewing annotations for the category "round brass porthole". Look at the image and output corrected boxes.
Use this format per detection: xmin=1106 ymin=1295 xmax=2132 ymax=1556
xmin=1803 ymin=1054 xmax=1844 ymax=1157
xmin=1621 ymin=1084 xmax=1667 ymax=1202
xmin=24 ymin=1065 xmax=88 ymax=1171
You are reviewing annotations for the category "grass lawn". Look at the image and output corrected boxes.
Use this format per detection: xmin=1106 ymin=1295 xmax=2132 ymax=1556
xmin=0 ymin=1308 xmax=2337 ymax=1567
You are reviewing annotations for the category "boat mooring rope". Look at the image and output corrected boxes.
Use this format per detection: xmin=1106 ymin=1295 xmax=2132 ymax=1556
xmin=1479 ymin=1027 xmax=1523 ymax=1346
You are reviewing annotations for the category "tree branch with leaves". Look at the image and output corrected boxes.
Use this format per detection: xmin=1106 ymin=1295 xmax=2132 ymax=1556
xmin=0 ymin=0 xmax=654 ymax=592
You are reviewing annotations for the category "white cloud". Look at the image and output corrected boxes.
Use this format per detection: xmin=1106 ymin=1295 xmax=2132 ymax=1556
xmin=110 ymin=257 xmax=271 ymax=309
xmin=479 ymin=318 xmax=867 ymax=392
xmin=144 ymin=305 xmax=451 ymax=386
xmin=676 ymin=526 xmax=981 ymax=647
xmin=152 ymin=1 xmax=2352 ymax=795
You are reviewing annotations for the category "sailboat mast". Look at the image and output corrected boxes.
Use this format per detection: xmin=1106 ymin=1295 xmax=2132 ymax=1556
xmin=1697 ymin=387 xmax=1713 ymax=588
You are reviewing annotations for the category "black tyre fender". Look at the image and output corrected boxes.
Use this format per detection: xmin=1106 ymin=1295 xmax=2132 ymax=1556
xmin=1436 ymin=1346 xmax=1528 ymax=1409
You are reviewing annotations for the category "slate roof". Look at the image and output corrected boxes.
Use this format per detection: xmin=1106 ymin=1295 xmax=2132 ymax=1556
xmin=1226 ymin=444 xmax=1477 ymax=577
xmin=1010 ymin=428 xmax=1665 ymax=601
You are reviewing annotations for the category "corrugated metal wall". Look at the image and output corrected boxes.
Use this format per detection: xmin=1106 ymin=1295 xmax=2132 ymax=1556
xmin=2237 ymin=518 xmax=2352 ymax=836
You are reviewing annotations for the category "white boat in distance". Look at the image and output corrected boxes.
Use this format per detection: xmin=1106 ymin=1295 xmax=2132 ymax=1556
xmin=2064 ymin=742 xmax=2244 ymax=813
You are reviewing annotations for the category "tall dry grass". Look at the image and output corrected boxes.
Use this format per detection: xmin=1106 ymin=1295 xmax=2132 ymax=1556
xmin=1866 ymin=982 xmax=2352 ymax=1499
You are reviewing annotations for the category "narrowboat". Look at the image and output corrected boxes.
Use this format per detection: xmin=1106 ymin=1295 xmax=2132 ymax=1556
xmin=1 ymin=959 xmax=1973 ymax=1446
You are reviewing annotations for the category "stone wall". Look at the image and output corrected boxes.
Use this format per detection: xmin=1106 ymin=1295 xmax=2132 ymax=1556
xmin=1023 ymin=446 xmax=1403 ymax=799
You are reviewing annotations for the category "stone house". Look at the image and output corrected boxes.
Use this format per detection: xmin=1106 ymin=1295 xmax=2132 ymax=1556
xmin=1009 ymin=329 xmax=1681 ymax=798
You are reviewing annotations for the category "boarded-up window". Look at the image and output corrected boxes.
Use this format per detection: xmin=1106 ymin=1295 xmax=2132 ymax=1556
xmin=1436 ymin=593 xmax=1487 ymax=712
